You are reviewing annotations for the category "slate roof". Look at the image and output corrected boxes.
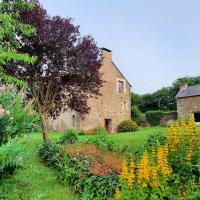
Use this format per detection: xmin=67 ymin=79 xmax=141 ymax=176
xmin=175 ymin=85 xmax=200 ymax=99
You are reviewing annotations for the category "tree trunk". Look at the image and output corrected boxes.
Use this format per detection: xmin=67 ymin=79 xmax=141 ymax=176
xmin=41 ymin=114 xmax=49 ymax=142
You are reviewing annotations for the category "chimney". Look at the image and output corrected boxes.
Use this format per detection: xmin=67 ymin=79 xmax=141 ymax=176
xmin=180 ymin=83 xmax=188 ymax=91
xmin=101 ymin=47 xmax=112 ymax=62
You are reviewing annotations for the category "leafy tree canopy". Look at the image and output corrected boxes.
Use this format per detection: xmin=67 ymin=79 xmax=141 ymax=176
xmin=0 ymin=0 xmax=36 ymax=86
xmin=4 ymin=1 xmax=103 ymax=141
xmin=132 ymin=75 xmax=200 ymax=113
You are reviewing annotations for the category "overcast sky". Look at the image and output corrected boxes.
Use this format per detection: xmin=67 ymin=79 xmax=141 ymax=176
xmin=40 ymin=0 xmax=200 ymax=94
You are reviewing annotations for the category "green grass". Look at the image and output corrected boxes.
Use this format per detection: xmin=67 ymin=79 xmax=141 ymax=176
xmin=79 ymin=126 xmax=165 ymax=147
xmin=1 ymin=133 xmax=76 ymax=200
xmin=1 ymin=126 xmax=199 ymax=199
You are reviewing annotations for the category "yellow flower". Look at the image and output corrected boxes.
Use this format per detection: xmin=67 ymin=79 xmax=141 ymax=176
xmin=120 ymin=159 xmax=128 ymax=181
xmin=138 ymin=150 xmax=151 ymax=187
xmin=150 ymin=165 xmax=160 ymax=187
xmin=185 ymin=144 xmax=194 ymax=162
xmin=166 ymin=123 xmax=181 ymax=152
xmin=157 ymin=144 xmax=171 ymax=177
xmin=127 ymin=158 xmax=135 ymax=189
xmin=115 ymin=187 xmax=120 ymax=200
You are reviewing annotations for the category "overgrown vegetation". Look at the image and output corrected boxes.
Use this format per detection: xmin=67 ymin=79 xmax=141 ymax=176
xmin=0 ymin=139 xmax=25 ymax=179
xmin=0 ymin=87 xmax=39 ymax=145
xmin=116 ymin=115 xmax=200 ymax=199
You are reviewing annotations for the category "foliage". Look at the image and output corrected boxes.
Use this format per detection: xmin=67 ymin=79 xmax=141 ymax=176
xmin=116 ymin=114 xmax=200 ymax=200
xmin=134 ymin=76 xmax=200 ymax=113
xmin=38 ymin=141 xmax=61 ymax=168
xmin=0 ymin=0 xmax=36 ymax=85
xmin=146 ymin=110 xmax=177 ymax=126
xmin=0 ymin=133 xmax=75 ymax=200
xmin=58 ymin=144 xmax=122 ymax=200
xmin=39 ymin=135 xmax=121 ymax=199
xmin=80 ymin=175 xmax=118 ymax=200
xmin=145 ymin=110 xmax=164 ymax=126
xmin=144 ymin=132 xmax=167 ymax=151
xmin=0 ymin=88 xmax=39 ymax=145
xmin=86 ymin=128 xmax=115 ymax=151
xmin=59 ymin=129 xmax=78 ymax=145
xmin=4 ymin=1 xmax=103 ymax=141
xmin=118 ymin=120 xmax=138 ymax=133
xmin=131 ymin=105 xmax=147 ymax=126
xmin=0 ymin=139 xmax=25 ymax=179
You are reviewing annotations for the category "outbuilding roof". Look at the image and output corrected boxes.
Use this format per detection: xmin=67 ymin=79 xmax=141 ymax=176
xmin=175 ymin=85 xmax=200 ymax=99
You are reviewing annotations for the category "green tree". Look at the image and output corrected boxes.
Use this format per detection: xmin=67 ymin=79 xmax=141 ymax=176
xmin=0 ymin=0 xmax=36 ymax=84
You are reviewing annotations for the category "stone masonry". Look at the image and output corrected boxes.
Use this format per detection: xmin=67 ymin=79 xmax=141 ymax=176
xmin=47 ymin=48 xmax=132 ymax=132
xmin=177 ymin=96 xmax=200 ymax=117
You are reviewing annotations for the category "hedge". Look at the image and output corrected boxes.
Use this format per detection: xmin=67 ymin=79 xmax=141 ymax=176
xmin=145 ymin=110 xmax=177 ymax=126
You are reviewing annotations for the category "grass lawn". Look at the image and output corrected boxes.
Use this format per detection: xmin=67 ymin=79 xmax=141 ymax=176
xmin=1 ymin=133 xmax=76 ymax=200
xmin=79 ymin=126 xmax=165 ymax=147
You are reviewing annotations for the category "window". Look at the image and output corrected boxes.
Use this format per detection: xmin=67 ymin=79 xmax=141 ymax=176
xmin=194 ymin=112 xmax=200 ymax=122
xmin=122 ymin=102 xmax=127 ymax=109
xmin=118 ymin=81 xmax=124 ymax=93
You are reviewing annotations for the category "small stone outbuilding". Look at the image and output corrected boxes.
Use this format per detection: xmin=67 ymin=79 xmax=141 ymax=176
xmin=47 ymin=48 xmax=132 ymax=132
xmin=176 ymin=84 xmax=200 ymax=122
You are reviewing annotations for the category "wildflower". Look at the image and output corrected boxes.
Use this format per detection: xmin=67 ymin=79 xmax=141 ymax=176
xmin=187 ymin=114 xmax=198 ymax=141
xmin=185 ymin=144 xmax=194 ymax=162
xmin=150 ymin=165 xmax=159 ymax=187
xmin=151 ymin=146 xmax=156 ymax=159
xmin=157 ymin=144 xmax=171 ymax=177
xmin=127 ymin=158 xmax=135 ymax=189
xmin=120 ymin=159 xmax=128 ymax=181
xmin=115 ymin=187 xmax=120 ymax=200
xmin=167 ymin=123 xmax=180 ymax=152
xmin=138 ymin=150 xmax=151 ymax=187
xmin=179 ymin=116 xmax=187 ymax=128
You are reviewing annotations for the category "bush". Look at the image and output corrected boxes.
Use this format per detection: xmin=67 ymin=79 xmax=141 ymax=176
xmin=0 ymin=140 xmax=25 ymax=179
xmin=145 ymin=110 xmax=163 ymax=126
xmin=58 ymin=143 xmax=122 ymax=200
xmin=59 ymin=129 xmax=78 ymax=145
xmin=80 ymin=175 xmax=119 ymax=200
xmin=131 ymin=105 xmax=144 ymax=125
xmin=144 ymin=131 xmax=167 ymax=151
xmin=0 ymin=89 xmax=39 ymax=145
xmin=145 ymin=110 xmax=177 ymax=126
xmin=38 ymin=141 xmax=61 ymax=168
xmin=86 ymin=129 xmax=114 ymax=151
xmin=118 ymin=120 xmax=138 ymax=132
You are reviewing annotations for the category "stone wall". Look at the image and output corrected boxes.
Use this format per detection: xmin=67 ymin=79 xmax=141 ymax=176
xmin=177 ymin=96 xmax=200 ymax=117
xmin=80 ymin=50 xmax=131 ymax=132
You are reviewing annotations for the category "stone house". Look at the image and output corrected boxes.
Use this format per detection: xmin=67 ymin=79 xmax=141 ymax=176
xmin=47 ymin=48 xmax=132 ymax=132
xmin=176 ymin=84 xmax=200 ymax=122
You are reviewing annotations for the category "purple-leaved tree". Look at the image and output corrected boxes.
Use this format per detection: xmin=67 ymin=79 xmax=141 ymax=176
xmin=4 ymin=1 xmax=103 ymax=141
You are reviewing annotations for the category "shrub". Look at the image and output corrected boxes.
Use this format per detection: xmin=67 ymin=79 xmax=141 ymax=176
xmin=146 ymin=110 xmax=177 ymax=126
xmin=144 ymin=131 xmax=167 ymax=151
xmin=59 ymin=129 xmax=78 ymax=145
xmin=38 ymin=141 xmax=61 ymax=168
xmin=145 ymin=110 xmax=163 ymax=126
xmin=131 ymin=105 xmax=145 ymax=125
xmin=118 ymin=120 xmax=138 ymax=132
xmin=59 ymin=143 xmax=122 ymax=199
xmin=86 ymin=129 xmax=114 ymax=150
xmin=0 ymin=89 xmax=39 ymax=145
xmin=80 ymin=175 xmax=119 ymax=200
xmin=0 ymin=140 xmax=25 ymax=179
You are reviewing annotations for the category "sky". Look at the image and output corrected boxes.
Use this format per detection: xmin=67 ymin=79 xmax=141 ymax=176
xmin=39 ymin=0 xmax=200 ymax=94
